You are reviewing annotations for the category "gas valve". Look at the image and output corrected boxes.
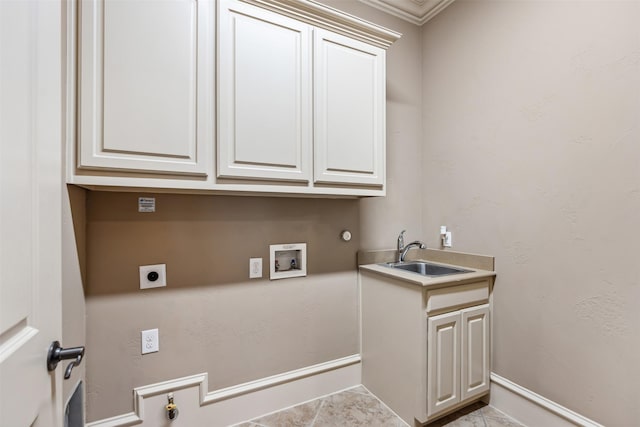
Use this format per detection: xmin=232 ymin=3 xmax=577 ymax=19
xmin=165 ymin=393 xmax=178 ymax=421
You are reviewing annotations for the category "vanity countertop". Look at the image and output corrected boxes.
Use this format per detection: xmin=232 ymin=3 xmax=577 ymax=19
xmin=358 ymin=248 xmax=496 ymax=289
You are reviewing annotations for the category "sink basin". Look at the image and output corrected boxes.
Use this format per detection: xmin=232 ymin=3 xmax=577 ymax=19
xmin=382 ymin=261 xmax=471 ymax=277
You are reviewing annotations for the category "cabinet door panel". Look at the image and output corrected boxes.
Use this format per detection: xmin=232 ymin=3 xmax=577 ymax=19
xmin=461 ymin=305 xmax=490 ymax=401
xmin=79 ymin=0 xmax=212 ymax=175
xmin=314 ymin=29 xmax=385 ymax=186
xmin=427 ymin=312 xmax=461 ymax=417
xmin=218 ymin=0 xmax=311 ymax=182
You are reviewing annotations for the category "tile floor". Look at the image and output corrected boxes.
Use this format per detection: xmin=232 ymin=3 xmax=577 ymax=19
xmin=234 ymin=386 xmax=526 ymax=427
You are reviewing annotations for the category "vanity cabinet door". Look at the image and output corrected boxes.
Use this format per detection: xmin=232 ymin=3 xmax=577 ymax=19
xmin=218 ymin=0 xmax=312 ymax=182
xmin=461 ymin=304 xmax=490 ymax=401
xmin=78 ymin=0 xmax=214 ymax=176
xmin=427 ymin=304 xmax=490 ymax=419
xmin=427 ymin=311 xmax=461 ymax=418
xmin=313 ymin=29 xmax=385 ymax=187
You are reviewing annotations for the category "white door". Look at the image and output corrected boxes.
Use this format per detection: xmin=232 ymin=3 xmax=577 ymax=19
xmin=427 ymin=311 xmax=461 ymax=418
xmin=0 ymin=1 xmax=65 ymax=426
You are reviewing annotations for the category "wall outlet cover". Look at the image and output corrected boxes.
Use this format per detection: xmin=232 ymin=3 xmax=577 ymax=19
xmin=139 ymin=264 xmax=167 ymax=289
xmin=444 ymin=231 xmax=452 ymax=247
xmin=141 ymin=328 xmax=159 ymax=354
xmin=249 ymin=258 xmax=262 ymax=279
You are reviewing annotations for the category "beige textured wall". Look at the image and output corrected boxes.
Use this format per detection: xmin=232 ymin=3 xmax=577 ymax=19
xmin=85 ymin=193 xmax=362 ymax=421
xmin=320 ymin=0 xmax=425 ymax=248
xmin=61 ymin=186 xmax=87 ymax=401
xmin=84 ymin=3 xmax=423 ymax=421
xmin=421 ymin=2 xmax=640 ymax=425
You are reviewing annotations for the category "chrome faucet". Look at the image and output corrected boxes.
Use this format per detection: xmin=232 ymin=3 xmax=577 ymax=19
xmin=397 ymin=230 xmax=426 ymax=263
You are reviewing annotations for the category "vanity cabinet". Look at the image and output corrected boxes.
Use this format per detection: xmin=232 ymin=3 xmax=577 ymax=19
xmin=427 ymin=304 xmax=490 ymax=418
xmin=76 ymin=0 xmax=215 ymax=177
xmin=360 ymin=268 xmax=493 ymax=426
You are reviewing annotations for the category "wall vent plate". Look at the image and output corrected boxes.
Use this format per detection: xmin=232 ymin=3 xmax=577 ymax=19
xmin=139 ymin=264 xmax=167 ymax=289
xmin=269 ymin=243 xmax=307 ymax=280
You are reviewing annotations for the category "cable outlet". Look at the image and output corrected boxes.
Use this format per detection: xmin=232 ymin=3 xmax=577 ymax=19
xmin=141 ymin=328 xmax=159 ymax=354
xmin=249 ymin=258 xmax=262 ymax=279
xmin=139 ymin=264 xmax=166 ymax=289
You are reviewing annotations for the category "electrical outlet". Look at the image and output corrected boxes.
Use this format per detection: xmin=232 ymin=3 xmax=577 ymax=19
xmin=139 ymin=264 xmax=166 ymax=289
xmin=249 ymin=258 xmax=262 ymax=279
xmin=141 ymin=328 xmax=159 ymax=354
xmin=444 ymin=231 xmax=452 ymax=247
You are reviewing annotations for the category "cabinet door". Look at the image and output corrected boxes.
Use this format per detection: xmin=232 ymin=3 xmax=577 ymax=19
xmin=314 ymin=29 xmax=385 ymax=186
xmin=78 ymin=0 xmax=214 ymax=175
xmin=427 ymin=311 xmax=461 ymax=418
xmin=461 ymin=304 xmax=490 ymax=401
xmin=218 ymin=0 xmax=312 ymax=182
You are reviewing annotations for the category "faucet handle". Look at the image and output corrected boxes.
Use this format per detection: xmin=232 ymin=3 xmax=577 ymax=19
xmin=397 ymin=230 xmax=406 ymax=250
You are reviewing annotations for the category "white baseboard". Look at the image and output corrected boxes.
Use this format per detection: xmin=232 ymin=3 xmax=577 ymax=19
xmin=86 ymin=354 xmax=361 ymax=427
xmin=489 ymin=373 xmax=604 ymax=427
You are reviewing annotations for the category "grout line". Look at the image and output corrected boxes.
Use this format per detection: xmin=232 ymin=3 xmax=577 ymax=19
xmin=480 ymin=411 xmax=489 ymax=427
xmin=481 ymin=406 xmax=528 ymax=427
xmin=309 ymin=398 xmax=326 ymax=427
xmin=344 ymin=388 xmax=371 ymax=396
xmin=363 ymin=387 xmax=410 ymax=426
xmin=238 ymin=385 xmax=346 ymax=425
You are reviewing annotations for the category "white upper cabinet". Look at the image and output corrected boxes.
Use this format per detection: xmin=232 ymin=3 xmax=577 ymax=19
xmin=77 ymin=0 xmax=214 ymax=176
xmin=218 ymin=0 xmax=312 ymax=182
xmin=314 ymin=29 xmax=385 ymax=186
xmin=69 ymin=0 xmax=400 ymax=196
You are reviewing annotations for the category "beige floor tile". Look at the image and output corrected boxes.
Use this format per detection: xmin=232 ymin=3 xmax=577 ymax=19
xmin=426 ymin=411 xmax=484 ymax=427
xmin=241 ymin=388 xmax=525 ymax=427
xmin=313 ymin=390 xmax=403 ymax=426
xmin=250 ymin=400 xmax=322 ymax=427
xmin=484 ymin=416 xmax=526 ymax=427
xmin=480 ymin=406 xmax=525 ymax=426
xmin=441 ymin=414 xmax=486 ymax=427
xmin=344 ymin=385 xmax=370 ymax=395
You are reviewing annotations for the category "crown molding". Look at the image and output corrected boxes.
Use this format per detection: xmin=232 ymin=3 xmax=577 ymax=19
xmin=359 ymin=0 xmax=455 ymax=25
xmin=240 ymin=0 xmax=402 ymax=48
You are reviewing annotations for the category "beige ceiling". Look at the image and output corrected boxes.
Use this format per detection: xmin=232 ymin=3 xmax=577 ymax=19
xmin=359 ymin=0 xmax=455 ymax=25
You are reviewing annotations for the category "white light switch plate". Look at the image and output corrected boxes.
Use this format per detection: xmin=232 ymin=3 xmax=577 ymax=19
xmin=249 ymin=258 xmax=262 ymax=279
xmin=141 ymin=328 xmax=159 ymax=354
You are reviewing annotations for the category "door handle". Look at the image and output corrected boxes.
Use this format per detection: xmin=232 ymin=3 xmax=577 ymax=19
xmin=47 ymin=341 xmax=85 ymax=379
